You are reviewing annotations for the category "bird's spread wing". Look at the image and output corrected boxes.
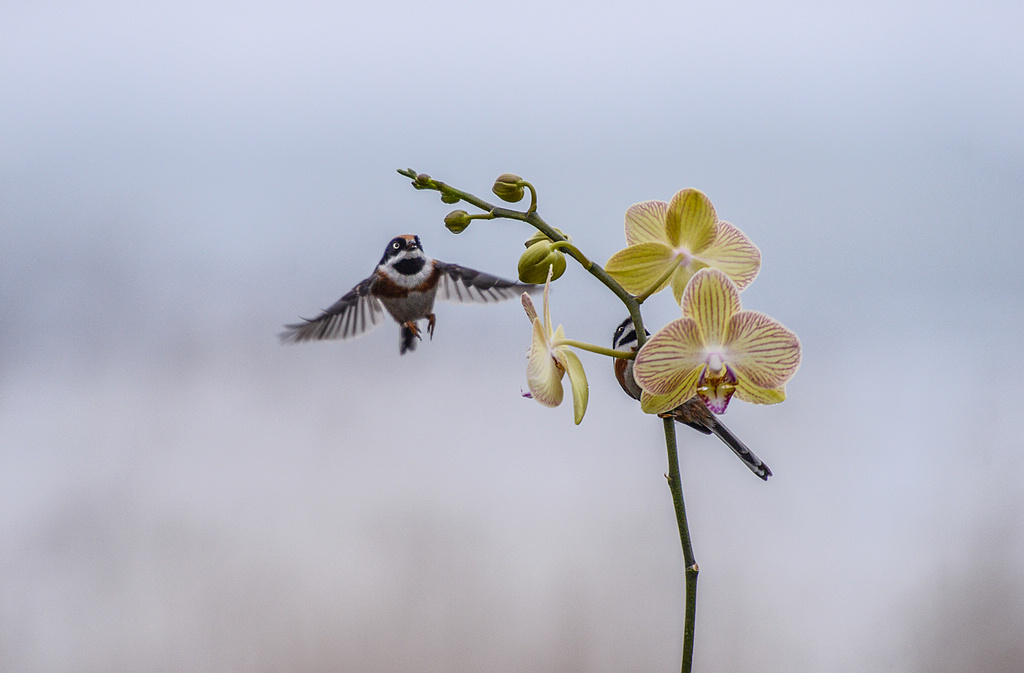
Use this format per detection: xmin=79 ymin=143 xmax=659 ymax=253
xmin=435 ymin=262 xmax=537 ymax=303
xmin=279 ymin=276 xmax=385 ymax=344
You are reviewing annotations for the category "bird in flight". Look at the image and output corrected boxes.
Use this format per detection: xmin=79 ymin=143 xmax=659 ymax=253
xmin=281 ymin=235 xmax=537 ymax=354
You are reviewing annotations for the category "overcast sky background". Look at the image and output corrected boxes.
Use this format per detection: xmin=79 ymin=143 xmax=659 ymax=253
xmin=2 ymin=1 xmax=1023 ymax=671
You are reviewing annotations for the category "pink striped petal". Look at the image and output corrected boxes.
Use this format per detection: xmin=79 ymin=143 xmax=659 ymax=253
xmin=624 ymin=200 xmax=669 ymax=246
xmin=605 ymin=242 xmax=678 ymax=295
xmin=681 ymin=268 xmax=742 ymax=347
xmin=666 ymin=189 xmax=718 ymax=251
xmin=725 ymin=310 xmax=802 ymax=389
xmin=734 ymin=381 xmax=787 ymax=405
xmin=633 ymin=318 xmax=706 ymax=396
xmin=697 ymin=221 xmax=761 ymax=291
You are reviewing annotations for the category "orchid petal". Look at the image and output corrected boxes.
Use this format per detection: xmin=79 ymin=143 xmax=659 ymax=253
xmin=666 ymin=188 xmax=717 ymax=251
xmin=521 ymin=292 xmax=538 ymax=323
xmin=669 ymin=261 xmax=707 ymax=306
xmin=639 ymin=368 xmax=703 ymax=414
xmin=681 ymin=268 xmax=742 ymax=347
xmin=624 ymin=200 xmax=669 ymax=246
xmin=605 ymin=242 xmax=678 ymax=295
xmin=734 ymin=381 xmax=787 ymax=405
xmin=640 ymin=387 xmax=701 ymax=415
xmin=542 ymin=268 xmax=553 ymax=334
xmin=559 ymin=349 xmax=589 ymax=425
xmin=633 ymin=318 xmax=706 ymax=395
xmin=725 ymin=310 xmax=802 ymax=389
xmin=526 ymin=319 xmax=563 ymax=407
xmin=696 ymin=221 xmax=761 ymax=291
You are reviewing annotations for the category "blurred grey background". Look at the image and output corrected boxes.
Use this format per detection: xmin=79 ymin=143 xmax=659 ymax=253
xmin=2 ymin=1 xmax=1023 ymax=671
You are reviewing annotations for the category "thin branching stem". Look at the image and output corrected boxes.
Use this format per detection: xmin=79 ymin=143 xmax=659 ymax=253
xmin=663 ymin=418 xmax=698 ymax=673
xmin=549 ymin=241 xmax=592 ymax=269
xmin=557 ymin=340 xmax=635 ymax=359
xmin=398 ymin=169 xmax=649 ymax=343
xmin=399 ymin=167 xmax=697 ymax=672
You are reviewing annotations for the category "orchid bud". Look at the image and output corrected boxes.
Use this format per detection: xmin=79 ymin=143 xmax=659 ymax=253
xmin=444 ymin=210 xmax=473 ymax=234
xmin=492 ymin=173 xmax=525 ymax=203
xmin=524 ymin=228 xmax=569 ymax=248
xmin=518 ymin=240 xmax=566 ymax=284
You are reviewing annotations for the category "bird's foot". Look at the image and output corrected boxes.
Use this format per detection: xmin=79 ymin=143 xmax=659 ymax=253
xmin=404 ymin=320 xmax=422 ymax=340
xmin=427 ymin=314 xmax=436 ymax=340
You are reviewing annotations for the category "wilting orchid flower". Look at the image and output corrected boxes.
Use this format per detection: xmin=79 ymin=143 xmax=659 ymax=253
xmin=521 ymin=270 xmax=589 ymax=424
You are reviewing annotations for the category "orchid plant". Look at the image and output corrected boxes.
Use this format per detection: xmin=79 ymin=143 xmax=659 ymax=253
xmin=399 ymin=168 xmax=801 ymax=673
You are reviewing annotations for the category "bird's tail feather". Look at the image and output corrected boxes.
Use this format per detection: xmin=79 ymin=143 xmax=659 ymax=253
xmin=400 ymin=325 xmax=418 ymax=354
xmin=708 ymin=420 xmax=773 ymax=481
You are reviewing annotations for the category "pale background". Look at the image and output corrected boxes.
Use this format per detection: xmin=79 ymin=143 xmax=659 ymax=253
xmin=2 ymin=1 xmax=1023 ymax=671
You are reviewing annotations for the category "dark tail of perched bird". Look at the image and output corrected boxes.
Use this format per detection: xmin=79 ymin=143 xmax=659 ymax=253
xmin=708 ymin=417 xmax=772 ymax=480
xmin=661 ymin=399 xmax=772 ymax=480
xmin=612 ymin=317 xmax=772 ymax=481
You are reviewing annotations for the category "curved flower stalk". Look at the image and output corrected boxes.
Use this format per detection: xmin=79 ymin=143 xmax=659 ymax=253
xmin=521 ymin=270 xmax=589 ymax=424
xmin=634 ymin=268 xmax=801 ymax=414
xmin=605 ymin=188 xmax=761 ymax=304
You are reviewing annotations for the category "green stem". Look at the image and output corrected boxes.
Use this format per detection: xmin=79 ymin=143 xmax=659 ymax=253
xmin=521 ymin=180 xmax=538 ymax=214
xmin=557 ymin=340 xmax=635 ymax=359
xmin=663 ymin=418 xmax=698 ymax=673
xmin=549 ymin=241 xmax=592 ymax=269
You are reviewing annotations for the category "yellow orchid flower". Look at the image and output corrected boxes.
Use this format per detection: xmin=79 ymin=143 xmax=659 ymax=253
xmin=605 ymin=189 xmax=761 ymax=304
xmin=633 ymin=268 xmax=800 ymax=414
xmin=521 ymin=270 xmax=589 ymax=424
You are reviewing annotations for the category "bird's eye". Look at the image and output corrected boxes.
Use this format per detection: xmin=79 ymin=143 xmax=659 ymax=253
xmin=392 ymin=241 xmax=401 ymax=249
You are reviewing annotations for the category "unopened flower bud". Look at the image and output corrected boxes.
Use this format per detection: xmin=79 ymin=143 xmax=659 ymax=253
xmin=444 ymin=209 xmax=473 ymax=234
xmin=518 ymin=241 xmax=566 ymax=284
xmin=492 ymin=173 xmax=525 ymax=203
xmin=440 ymin=192 xmax=460 ymax=204
xmin=524 ymin=228 xmax=569 ymax=248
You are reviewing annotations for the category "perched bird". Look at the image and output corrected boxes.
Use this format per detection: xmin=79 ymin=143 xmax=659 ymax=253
xmin=612 ymin=317 xmax=772 ymax=480
xmin=281 ymin=235 xmax=536 ymax=354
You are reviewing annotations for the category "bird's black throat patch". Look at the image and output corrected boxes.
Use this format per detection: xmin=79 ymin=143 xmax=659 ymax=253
xmin=393 ymin=256 xmax=426 ymax=276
